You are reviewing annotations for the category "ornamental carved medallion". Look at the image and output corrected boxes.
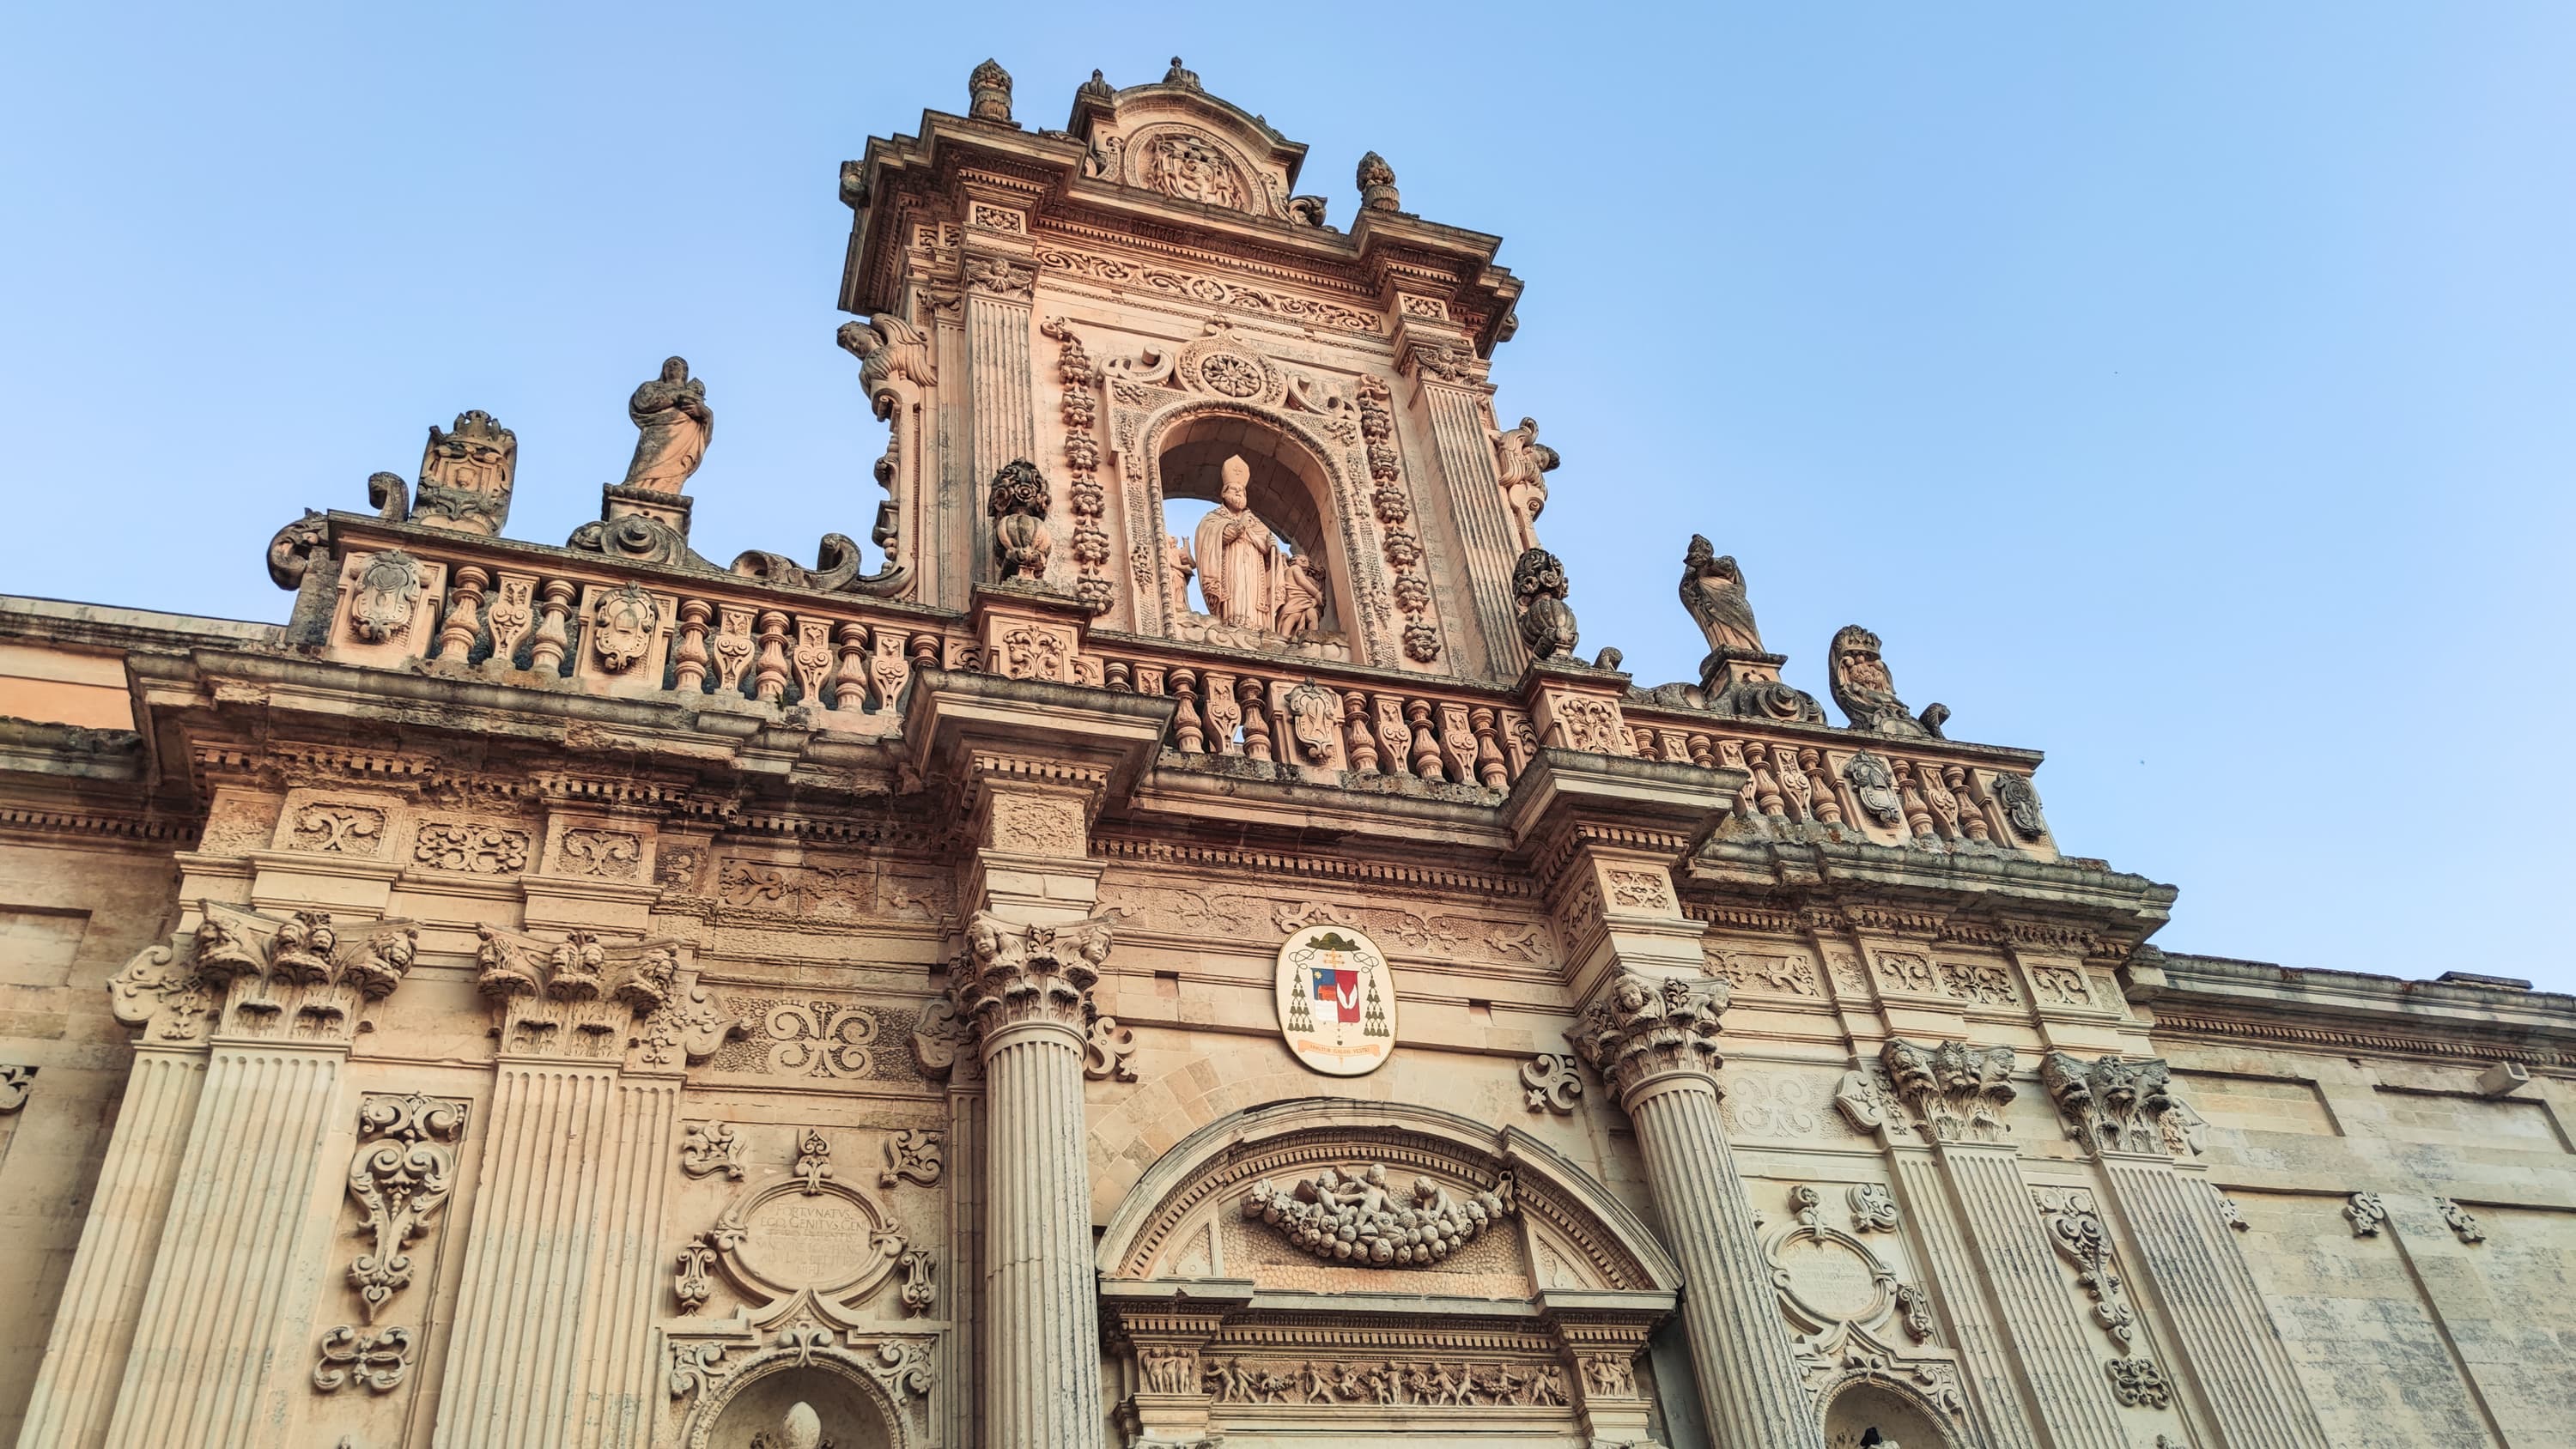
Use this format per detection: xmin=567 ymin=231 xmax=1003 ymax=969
xmin=1273 ymin=925 xmax=1396 ymax=1076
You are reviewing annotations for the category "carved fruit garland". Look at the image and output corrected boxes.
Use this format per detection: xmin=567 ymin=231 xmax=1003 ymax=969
xmin=1042 ymin=318 xmax=1113 ymax=610
xmin=1355 ymin=374 xmax=1441 ymax=663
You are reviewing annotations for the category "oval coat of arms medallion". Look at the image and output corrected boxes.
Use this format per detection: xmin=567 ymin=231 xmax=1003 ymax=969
xmin=1274 ymin=925 xmax=1397 ymax=1076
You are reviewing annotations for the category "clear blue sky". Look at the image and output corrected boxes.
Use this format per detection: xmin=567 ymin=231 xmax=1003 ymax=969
xmin=5 ymin=4 xmax=2569 ymax=990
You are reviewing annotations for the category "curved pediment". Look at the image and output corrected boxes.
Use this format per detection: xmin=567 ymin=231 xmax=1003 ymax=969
xmin=1098 ymin=1098 xmax=1680 ymax=1298
xmin=1069 ymin=64 xmax=1309 ymax=222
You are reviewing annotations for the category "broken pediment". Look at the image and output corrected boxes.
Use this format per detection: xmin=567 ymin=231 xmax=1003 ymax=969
xmin=1067 ymin=59 xmax=1310 ymax=223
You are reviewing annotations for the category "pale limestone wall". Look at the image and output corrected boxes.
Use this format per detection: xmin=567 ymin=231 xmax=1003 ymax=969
xmin=0 ymin=835 xmax=183 ymax=1446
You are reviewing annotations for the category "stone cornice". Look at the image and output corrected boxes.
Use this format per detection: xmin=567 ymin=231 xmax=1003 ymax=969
xmin=2148 ymin=951 xmax=2576 ymax=1067
xmin=1686 ymin=836 xmax=2174 ymax=949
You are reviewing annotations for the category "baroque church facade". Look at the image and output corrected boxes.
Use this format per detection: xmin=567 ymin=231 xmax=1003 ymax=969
xmin=0 ymin=58 xmax=2569 ymax=1449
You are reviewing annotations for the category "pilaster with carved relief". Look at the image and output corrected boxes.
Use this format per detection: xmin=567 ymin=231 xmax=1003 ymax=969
xmin=2041 ymin=1052 xmax=2330 ymax=1449
xmin=1878 ymin=1039 xmax=2131 ymax=1449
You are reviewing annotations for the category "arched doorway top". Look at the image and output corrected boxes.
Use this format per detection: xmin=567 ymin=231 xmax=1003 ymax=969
xmin=1096 ymin=1095 xmax=1681 ymax=1294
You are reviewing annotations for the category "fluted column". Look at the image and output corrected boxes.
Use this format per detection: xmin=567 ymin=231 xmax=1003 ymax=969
xmin=81 ymin=906 xmax=422 ymax=1449
xmin=1884 ymin=1040 xmax=2129 ymax=1449
xmin=2043 ymin=1053 xmax=2329 ymax=1449
xmin=15 ymin=1047 xmax=203 ymax=1449
xmin=1569 ymin=971 xmax=1826 ymax=1449
xmin=964 ymin=252 xmax=1037 ymax=585
xmin=954 ymin=911 xmax=1111 ymax=1449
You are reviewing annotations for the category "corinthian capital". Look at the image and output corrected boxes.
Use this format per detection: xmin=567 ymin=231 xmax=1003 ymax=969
xmin=2040 ymin=1052 xmax=2202 ymax=1158
xmin=1566 ymin=970 xmax=1728 ymax=1103
xmin=1882 ymin=1039 xmax=2018 ymax=1143
xmin=952 ymin=910 xmax=1114 ymax=1044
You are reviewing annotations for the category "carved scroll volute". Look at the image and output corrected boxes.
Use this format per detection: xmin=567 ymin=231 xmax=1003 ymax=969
xmin=343 ymin=1093 xmax=469 ymax=1322
xmin=950 ymin=911 xmax=1115 ymax=1049
xmin=1565 ymin=970 xmax=1728 ymax=1105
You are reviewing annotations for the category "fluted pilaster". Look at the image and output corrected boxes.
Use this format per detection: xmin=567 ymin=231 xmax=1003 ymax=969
xmin=1885 ymin=1149 xmax=2044 ymax=1449
xmin=432 ymin=1060 xmax=620 ymax=1449
xmin=100 ymin=1044 xmax=346 ymax=1449
xmin=1936 ymin=1144 xmax=2132 ymax=1448
xmin=574 ymin=1076 xmax=683 ymax=1446
xmin=2044 ymin=1052 xmax=2328 ymax=1449
xmin=1570 ymin=971 xmax=1825 ymax=1449
xmin=967 ymin=288 xmax=1036 ymax=506
xmin=15 ymin=1050 xmax=204 ymax=1449
xmin=1419 ymin=379 xmax=1527 ymax=672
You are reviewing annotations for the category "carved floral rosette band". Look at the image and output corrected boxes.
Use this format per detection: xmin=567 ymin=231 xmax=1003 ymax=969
xmin=1242 ymin=1161 xmax=1516 ymax=1266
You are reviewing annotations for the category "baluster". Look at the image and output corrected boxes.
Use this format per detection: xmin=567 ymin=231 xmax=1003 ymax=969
xmin=1103 ymin=659 xmax=1133 ymax=692
xmin=1894 ymin=760 xmax=1936 ymax=840
xmin=1745 ymin=743 xmax=1787 ymax=818
xmin=751 ymin=610 xmax=792 ymax=702
xmin=528 ymin=579 xmax=577 ymax=676
xmin=1803 ymin=748 xmax=1845 ymax=824
xmin=832 ymin=622 xmax=868 ymax=711
xmin=673 ymin=598 xmax=712 ymax=693
xmin=1405 ymin=700 xmax=1443 ymax=780
xmin=435 ymin=565 xmax=489 ymax=663
xmin=1470 ymin=707 xmax=1508 ymax=789
xmin=1629 ymin=726 xmax=1658 ymax=758
xmin=1773 ymin=740 xmax=1818 ymax=822
xmin=1947 ymin=765 xmax=1991 ymax=840
xmin=1238 ymin=676 xmax=1274 ymax=763
xmin=1343 ymin=691 xmax=1381 ymax=774
xmin=1167 ymin=668 xmax=1206 ymax=754
xmin=1686 ymin=733 xmax=1716 ymax=769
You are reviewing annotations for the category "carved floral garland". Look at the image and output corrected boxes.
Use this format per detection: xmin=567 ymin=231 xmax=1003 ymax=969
xmin=1042 ymin=318 xmax=1112 ymax=609
xmin=1242 ymin=1161 xmax=1514 ymax=1266
xmin=1355 ymin=375 xmax=1440 ymax=662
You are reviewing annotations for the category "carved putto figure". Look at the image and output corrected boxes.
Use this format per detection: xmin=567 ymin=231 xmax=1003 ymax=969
xmin=1679 ymin=535 xmax=1763 ymax=656
xmin=1511 ymin=548 xmax=1579 ymax=660
xmin=1242 ymin=1161 xmax=1516 ymax=1266
xmin=1191 ymin=456 xmax=1284 ymax=629
xmin=1490 ymin=417 xmax=1559 ymax=553
xmin=987 ymin=458 xmax=1054 ymax=583
xmin=620 ymin=357 xmax=712 ymax=493
xmin=1161 ymin=532 xmax=1197 ymax=617
xmin=1829 ymin=625 xmax=1949 ymax=739
xmin=1276 ymin=548 xmax=1326 ymax=637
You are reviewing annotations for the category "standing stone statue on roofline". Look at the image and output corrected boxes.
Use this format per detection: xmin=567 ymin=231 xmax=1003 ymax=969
xmin=1829 ymin=625 xmax=1948 ymax=738
xmin=1669 ymin=535 xmax=1826 ymax=723
xmin=620 ymin=357 xmax=712 ymax=494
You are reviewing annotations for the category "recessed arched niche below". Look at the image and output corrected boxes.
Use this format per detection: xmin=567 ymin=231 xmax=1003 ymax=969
xmin=1145 ymin=406 xmax=1362 ymax=659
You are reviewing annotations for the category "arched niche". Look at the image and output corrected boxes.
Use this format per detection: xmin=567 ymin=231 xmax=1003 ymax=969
xmin=688 ymin=1356 xmax=902 ymax=1449
xmin=1138 ymin=401 xmax=1385 ymax=664
xmin=1822 ymin=1377 xmax=1966 ymax=1449
xmin=1097 ymin=1096 xmax=1680 ymax=1296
